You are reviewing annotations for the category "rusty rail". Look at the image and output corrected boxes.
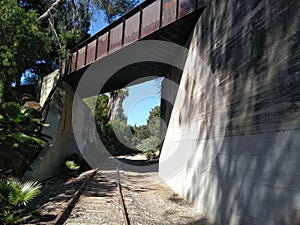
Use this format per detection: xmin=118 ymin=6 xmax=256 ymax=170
xmin=117 ymin=167 xmax=130 ymax=225
xmin=50 ymin=169 xmax=130 ymax=225
xmin=51 ymin=169 xmax=97 ymax=225
xmin=62 ymin=0 xmax=201 ymax=75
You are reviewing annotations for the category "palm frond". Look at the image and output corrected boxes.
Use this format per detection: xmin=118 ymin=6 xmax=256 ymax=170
xmin=0 ymin=179 xmax=12 ymax=201
xmin=8 ymin=132 xmax=46 ymax=146
xmin=7 ymin=178 xmax=41 ymax=207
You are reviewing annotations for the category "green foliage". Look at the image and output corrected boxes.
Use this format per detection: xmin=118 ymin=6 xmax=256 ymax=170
xmin=66 ymin=153 xmax=91 ymax=171
xmin=95 ymin=94 xmax=109 ymax=125
xmin=65 ymin=160 xmax=81 ymax=177
xmin=54 ymin=0 xmax=92 ymax=58
xmin=29 ymin=210 xmax=42 ymax=222
xmin=147 ymin=106 xmax=160 ymax=121
xmin=93 ymin=93 xmax=138 ymax=155
xmin=0 ymin=102 xmax=46 ymax=151
xmin=93 ymin=0 xmax=137 ymax=23
xmin=0 ymin=102 xmax=47 ymax=176
xmin=0 ymin=0 xmax=52 ymax=101
xmin=65 ymin=160 xmax=80 ymax=171
xmin=0 ymin=178 xmax=41 ymax=224
xmin=92 ymin=94 xmax=162 ymax=157
xmin=144 ymin=150 xmax=160 ymax=161
xmin=131 ymin=124 xmax=150 ymax=141
xmin=98 ymin=119 xmax=137 ymax=155
xmin=0 ymin=0 xmax=139 ymax=102
xmin=83 ymin=96 xmax=99 ymax=114
xmin=136 ymin=136 xmax=160 ymax=152
xmin=135 ymin=106 xmax=161 ymax=159
xmin=7 ymin=179 xmax=41 ymax=207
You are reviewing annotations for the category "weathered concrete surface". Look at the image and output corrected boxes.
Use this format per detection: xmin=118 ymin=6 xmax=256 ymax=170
xmin=25 ymin=75 xmax=111 ymax=180
xmin=159 ymin=0 xmax=300 ymax=224
xmin=39 ymin=69 xmax=60 ymax=108
xmin=24 ymin=82 xmax=79 ymax=180
xmin=160 ymin=67 xmax=183 ymax=145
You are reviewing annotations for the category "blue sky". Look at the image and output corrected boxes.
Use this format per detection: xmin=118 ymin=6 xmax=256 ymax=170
xmin=89 ymin=5 xmax=161 ymax=126
xmin=123 ymin=79 xmax=161 ymax=126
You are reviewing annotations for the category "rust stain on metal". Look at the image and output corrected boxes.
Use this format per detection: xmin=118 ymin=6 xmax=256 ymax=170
xmin=63 ymin=0 xmax=205 ymax=75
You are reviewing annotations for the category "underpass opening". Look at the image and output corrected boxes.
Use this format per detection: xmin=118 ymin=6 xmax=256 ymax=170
xmin=77 ymin=62 xmax=184 ymax=174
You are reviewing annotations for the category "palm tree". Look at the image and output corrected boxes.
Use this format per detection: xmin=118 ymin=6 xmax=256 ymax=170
xmin=0 ymin=178 xmax=41 ymax=224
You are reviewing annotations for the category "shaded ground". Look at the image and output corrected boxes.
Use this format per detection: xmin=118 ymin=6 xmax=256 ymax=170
xmin=120 ymin=169 xmax=215 ymax=225
xmin=23 ymin=154 xmax=215 ymax=224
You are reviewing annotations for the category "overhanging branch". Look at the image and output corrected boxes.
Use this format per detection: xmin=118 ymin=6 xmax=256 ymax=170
xmin=39 ymin=0 xmax=66 ymax=22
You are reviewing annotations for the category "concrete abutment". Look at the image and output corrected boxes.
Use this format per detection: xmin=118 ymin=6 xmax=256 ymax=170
xmin=159 ymin=0 xmax=300 ymax=224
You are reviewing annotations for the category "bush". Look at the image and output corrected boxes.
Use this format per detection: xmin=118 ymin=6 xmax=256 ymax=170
xmin=65 ymin=160 xmax=80 ymax=171
xmin=144 ymin=150 xmax=160 ymax=161
xmin=0 ymin=102 xmax=48 ymax=176
xmin=65 ymin=160 xmax=80 ymax=177
xmin=136 ymin=136 xmax=160 ymax=152
xmin=65 ymin=153 xmax=91 ymax=171
xmin=0 ymin=178 xmax=41 ymax=224
xmin=0 ymin=102 xmax=46 ymax=147
xmin=136 ymin=136 xmax=160 ymax=160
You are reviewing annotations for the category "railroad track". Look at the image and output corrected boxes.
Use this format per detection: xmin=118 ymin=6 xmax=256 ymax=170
xmin=25 ymin=163 xmax=206 ymax=225
xmin=52 ymin=168 xmax=130 ymax=225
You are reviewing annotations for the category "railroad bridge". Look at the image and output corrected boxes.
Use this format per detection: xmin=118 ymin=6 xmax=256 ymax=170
xmin=25 ymin=0 xmax=300 ymax=224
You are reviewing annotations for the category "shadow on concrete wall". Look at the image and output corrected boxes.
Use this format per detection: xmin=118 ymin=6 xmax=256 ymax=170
xmin=173 ymin=0 xmax=299 ymax=224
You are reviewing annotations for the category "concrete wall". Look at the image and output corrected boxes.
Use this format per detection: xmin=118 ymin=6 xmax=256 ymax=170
xmin=39 ymin=69 xmax=60 ymax=108
xmin=24 ymin=82 xmax=79 ymax=180
xmin=24 ymin=78 xmax=111 ymax=180
xmin=159 ymin=0 xmax=300 ymax=224
xmin=160 ymin=67 xmax=183 ymax=144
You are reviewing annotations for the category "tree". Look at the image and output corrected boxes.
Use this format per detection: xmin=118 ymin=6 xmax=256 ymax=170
xmin=0 ymin=0 xmax=52 ymax=101
xmin=147 ymin=106 xmax=160 ymax=137
xmin=108 ymin=89 xmax=128 ymax=121
xmin=0 ymin=0 xmax=137 ymax=102
xmin=38 ymin=0 xmax=66 ymax=22
xmin=94 ymin=93 xmax=137 ymax=155
xmin=132 ymin=124 xmax=151 ymax=141
xmin=135 ymin=106 xmax=161 ymax=159
xmin=36 ymin=0 xmax=137 ymax=59
xmin=95 ymin=94 xmax=109 ymax=126
xmin=93 ymin=0 xmax=137 ymax=23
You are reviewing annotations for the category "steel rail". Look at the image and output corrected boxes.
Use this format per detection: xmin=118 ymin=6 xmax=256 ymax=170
xmin=117 ymin=167 xmax=130 ymax=225
xmin=49 ymin=168 xmax=130 ymax=225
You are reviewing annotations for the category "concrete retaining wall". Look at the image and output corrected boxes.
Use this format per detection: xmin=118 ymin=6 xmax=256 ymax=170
xmin=39 ymin=69 xmax=60 ymax=108
xmin=24 ymin=82 xmax=80 ymax=180
xmin=25 ymin=75 xmax=110 ymax=180
xmin=159 ymin=0 xmax=300 ymax=224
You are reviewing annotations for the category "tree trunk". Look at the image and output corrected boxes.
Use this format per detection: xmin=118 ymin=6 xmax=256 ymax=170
xmin=15 ymin=79 xmax=21 ymax=88
xmin=107 ymin=89 xmax=128 ymax=121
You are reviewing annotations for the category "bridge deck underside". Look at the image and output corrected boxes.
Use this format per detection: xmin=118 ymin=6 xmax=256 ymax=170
xmin=63 ymin=4 xmax=205 ymax=94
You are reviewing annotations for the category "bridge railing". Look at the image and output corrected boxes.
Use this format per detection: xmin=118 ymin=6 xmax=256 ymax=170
xmin=62 ymin=0 xmax=202 ymax=75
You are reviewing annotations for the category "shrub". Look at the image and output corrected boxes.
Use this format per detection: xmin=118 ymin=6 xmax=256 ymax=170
xmin=65 ymin=160 xmax=80 ymax=177
xmin=136 ymin=136 xmax=160 ymax=160
xmin=0 ymin=178 xmax=41 ymax=224
xmin=136 ymin=136 xmax=160 ymax=152
xmin=65 ymin=160 xmax=80 ymax=171
xmin=0 ymin=102 xmax=47 ymax=176
xmin=0 ymin=102 xmax=46 ymax=149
